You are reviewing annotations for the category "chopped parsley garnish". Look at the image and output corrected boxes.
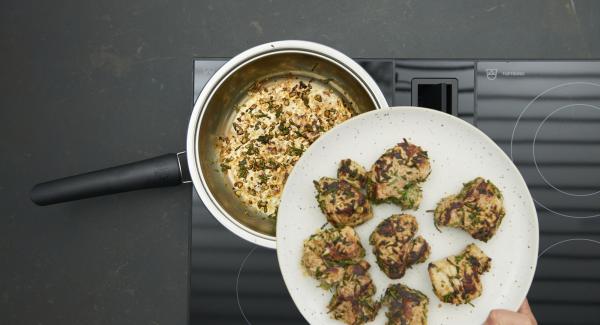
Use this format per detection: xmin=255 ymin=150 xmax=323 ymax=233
xmin=287 ymin=145 xmax=304 ymax=156
xmin=219 ymin=163 xmax=230 ymax=172
xmin=274 ymin=106 xmax=283 ymax=118
xmin=258 ymin=173 xmax=269 ymax=184
xmin=257 ymin=134 xmax=272 ymax=144
xmin=257 ymin=200 xmax=268 ymax=212
xmin=267 ymin=159 xmax=280 ymax=169
xmin=238 ymin=160 xmax=248 ymax=178
xmin=277 ymin=123 xmax=290 ymax=135
xmin=294 ymin=130 xmax=308 ymax=139
xmin=442 ymin=293 xmax=454 ymax=303
xmin=301 ymin=94 xmax=310 ymax=107
xmin=245 ymin=143 xmax=259 ymax=155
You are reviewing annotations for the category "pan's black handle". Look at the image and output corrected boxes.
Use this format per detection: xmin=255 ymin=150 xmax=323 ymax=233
xmin=31 ymin=152 xmax=191 ymax=206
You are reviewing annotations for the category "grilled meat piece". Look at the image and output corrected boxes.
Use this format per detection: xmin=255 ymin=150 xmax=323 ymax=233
xmin=428 ymin=243 xmax=492 ymax=305
xmin=382 ymin=283 xmax=429 ymax=325
xmin=367 ymin=140 xmax=431 ymax=209
xmin=314 ymin=177 xmax=373 ymax=227
xmin=328 ymin=260 xmax=381 ymax=325
xmin=434 ymin=177 xmax=505 ymax=242
xmin=338 ymin=159 xmax=369 ymax=190
xmin=301 ymin=226 xmax=366 ymax=287
xmin=369 ymin=214 xmax=431 ymax=279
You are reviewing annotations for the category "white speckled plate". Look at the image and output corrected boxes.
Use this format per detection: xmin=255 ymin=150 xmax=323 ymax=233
xmin=277 ymin=107 xmax=539 ymax=325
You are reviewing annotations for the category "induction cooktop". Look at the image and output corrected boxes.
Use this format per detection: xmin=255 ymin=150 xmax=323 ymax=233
xmin=190 ymin=59 xmax=600 ymax=325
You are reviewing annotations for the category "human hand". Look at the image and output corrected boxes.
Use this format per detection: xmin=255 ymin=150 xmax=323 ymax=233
xmin=484 ymin=299 xmax=537 ymax=325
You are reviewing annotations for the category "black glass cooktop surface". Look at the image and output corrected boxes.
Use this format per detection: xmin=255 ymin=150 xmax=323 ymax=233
xmin=190 ymin=59 xmax=600 ymax=325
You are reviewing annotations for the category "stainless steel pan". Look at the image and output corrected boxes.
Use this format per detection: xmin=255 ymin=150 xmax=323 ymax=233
xmin=31 ymin=40 xmax=389 ymax=248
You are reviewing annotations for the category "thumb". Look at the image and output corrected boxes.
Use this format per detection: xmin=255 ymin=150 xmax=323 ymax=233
xmin=484 ymin=309 xmax=533 ymax=325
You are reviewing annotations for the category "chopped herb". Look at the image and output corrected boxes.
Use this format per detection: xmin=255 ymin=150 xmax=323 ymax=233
xmin=278 ymin=123 xmax=290 ymax=135
xmin=294 ymin=130 xmax=307 ymax=139
xmin=315 ymin=268 xmax=323 ymax=278
xmin=301 ymin=94 xmax=310 ymax=107
xmin=287 ymin=145 xmax=304 ymax=156
xmin=274 ymin=106 xmax=283 ymax=118
xmin=342 ymin=188 xmax=354 ymax=198
xmin=257 ymin=200 xmax=268 ymax=212
xmin=316 ymin=194 xmax=327 ymax=212
xmin=257 ymin=134 xmax=272 ymax=144
xmin=258 ymin=173 xmax=269 ymax=184
xmin=318 ymin=282 xmax=332 ymax=290
xmin=245 ymin=143 xmax=259 ymax=155
xmin=335 ymin=259 xmax=357 ymax=266
xmin=321 ymin=181 xmax=339 ymax=195
xmin=469 ymin=211 xmax=479 ymax=223
xmin=253 ymin=158 xmax=266 ymax=170
xmin=238 ymin=160 xmax=248 ymax=178
xmin=442 ymin=293 xmax=454 ymax=303
xmin=266 ymin=99 xmax=274 ymax=109
xmin=267 ymin=158 xmax=280 ymax=169
xmin=219 ymin=163 xmax=230 ymax=172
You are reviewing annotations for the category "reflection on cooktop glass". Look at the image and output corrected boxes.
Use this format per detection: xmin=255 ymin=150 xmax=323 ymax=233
xmin=191 ymin=59 xmax=600 ymax=325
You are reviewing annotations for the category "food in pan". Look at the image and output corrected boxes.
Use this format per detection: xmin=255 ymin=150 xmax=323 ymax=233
xmin=369 ymin=214 xmax=431 ymax=279
xmin=301 ymin=226 xmax=366 ymax=287
xmin=217 ymin=77 xmax=355 ymax=219
xmin=327 ymin=260 xmax=381 ymax=325
xmin=314 ymin=177 xmax=373 ymax=228
xmin=382 ymin=283 xmax=429 ymax=325
xmin=433 ymin=177 xmax=505 ymax=242
xmin=367 ymin=140 xmax=431 ymax=209
xmin=338 ymin=159 xmax=369 ymax=190
xmin=428 ymin=243 xmax=492 ymax=305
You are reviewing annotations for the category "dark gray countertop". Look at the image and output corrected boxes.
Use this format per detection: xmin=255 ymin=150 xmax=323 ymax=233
xmin=1 ymin=1 xmax=598 ymax=324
